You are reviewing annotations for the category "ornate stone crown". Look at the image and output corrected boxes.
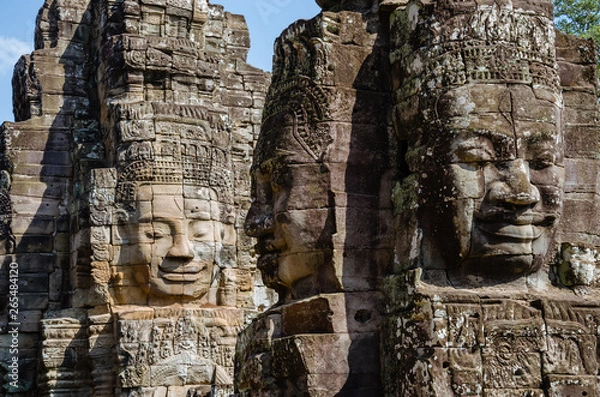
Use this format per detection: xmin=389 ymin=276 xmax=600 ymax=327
xmin=391 ymin=1 xmax=560 ymax=101
xmin=113 ymin=102 xmax=235 ymax=209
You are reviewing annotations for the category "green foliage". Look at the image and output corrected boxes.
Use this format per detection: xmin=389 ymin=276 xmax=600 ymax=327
xmin=554 ymin=0 xmax=600 ymax=48
xmin=554 ymin=0 xmax=600 ymax=73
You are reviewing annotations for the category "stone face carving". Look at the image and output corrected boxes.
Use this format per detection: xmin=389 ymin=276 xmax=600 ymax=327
xmin=116 ymin=184 xmax=232 ymax=303
xmin=0 ymin=0 xmax=267 ymax=396
xmin=419 ymin=84 xmax=563 ymax=281
xmin=244 ymin=76 xmax=336 ymax=300
xmin=390 ymin=0 xmax=564 ymax=283
xmin=111 ymin=106 xmax=237 ymax=305
xmin=237 ymin=8 xmax=393 ymax=395
xmin=244 ymin=11 xmax=393 ymax=303
xmin=381 ymin=0 xmax=600 ymax=395
xmin=243 ymin=23 xmax=340 ymax=302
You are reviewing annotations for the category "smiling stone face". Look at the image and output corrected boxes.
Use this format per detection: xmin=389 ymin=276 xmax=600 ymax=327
xmin=244 ymin=109 xmax=337 ymax=301
xmin=388 ymin=0 xmax=565 ymax=284
xmin=118 ymin=184 xmax=235 ymax=303
xmin=415 ymin=84 xmax=564 ymax=279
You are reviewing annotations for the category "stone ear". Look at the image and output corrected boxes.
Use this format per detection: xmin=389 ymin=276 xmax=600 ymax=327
xmin=114 ymin=208 xmax=131 ymax=223
xmin=0 ymin=170 xmax=11 ymax=189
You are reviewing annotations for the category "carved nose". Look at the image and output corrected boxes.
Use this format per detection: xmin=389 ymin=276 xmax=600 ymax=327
xmin=167 ymin=234 xmax=194 ymax=259
xmin=488 ymin=159 xmax=540 ymax=208
xmin=244 ymin=203 xmax=274 ymax=237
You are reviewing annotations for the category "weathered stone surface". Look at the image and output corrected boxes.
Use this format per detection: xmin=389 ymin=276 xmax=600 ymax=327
xmin=0 ymin=0 xmax=267 ymax=396
xmin=3 ymin=0 xmax=600 ymax=395
xmin=237 ymin=6 xmax=393 ymax=395
xmin=380 ymin=0 xmax=600 ymax=394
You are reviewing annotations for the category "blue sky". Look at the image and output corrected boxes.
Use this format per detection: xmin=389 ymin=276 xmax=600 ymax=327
xmin=0 ymin=1 xmax=321 ymax=123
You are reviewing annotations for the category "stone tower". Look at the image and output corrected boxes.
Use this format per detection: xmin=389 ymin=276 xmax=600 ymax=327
xmin=235 ymin=2 xmax=395 ymax=394
xmin=237 ymin=0 xmax=600 ymax=396
xmin=0 ymin=0 xmax=268 ymax=396
xmin=383 ymin=0 xmax=600 ymax=395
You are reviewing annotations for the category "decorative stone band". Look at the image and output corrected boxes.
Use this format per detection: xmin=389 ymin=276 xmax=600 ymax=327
xmin=110 ymin=100 xmax=234 ymax=210
xmin=271 ymin=23 xmax=330 ymax=84
xmin=390 ymin=2 xmax=560 ymax=102
xmin=259 ymin=76 xmax=332 ymax=163
xmin=112 ymin=102 xmax=229 ymax=131
xmin=116 ymin=158 xmax=233 ymax=204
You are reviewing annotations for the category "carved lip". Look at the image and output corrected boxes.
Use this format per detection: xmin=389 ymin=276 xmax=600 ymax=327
xmin=476 ymin=223 xmax=543 ymax=240
xmin=474 ymin=209 xmax=559 ymax=241
xmin=255 ymin=236 xmax=285 ymax=255
xmin=159 ymin=271 xmax=203 ymax=282
xmin=159 ymin=263 xmax=206 ymax=282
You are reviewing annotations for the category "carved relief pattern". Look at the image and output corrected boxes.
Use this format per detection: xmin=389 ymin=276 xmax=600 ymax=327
xmin=39 ymin=317 xmax=91 ymax=395
xmin=259 ymin=76 xmax=332 ymax=164
xmin=391 ymin=2 xmax=559 ymax=106
xmin=0 ymin=0 xmax=267 ymax=395
xmin=113 ymin=104 xmax=234 ymax=211
xmin=116 ymin=309 xmax=243 ymax=393
xmin=386 ymin=291 xmax=600 ymax=396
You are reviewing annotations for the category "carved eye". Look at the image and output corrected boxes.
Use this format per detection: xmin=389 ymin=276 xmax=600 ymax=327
xmin=271 ymin=165 xmax=292 ymax=193
xmin=529 ymin=159 xmax=554 ymax=170
xmin=275 ymin=211 xmax=291 ymax=224
xmin=146 ymin=229 xmax=166 ymax=240
xmin=528 ymin=151 xmax=556 ymax=170
xmin=453 ymin=136 xmax=495 ymax=164
xmin=189 ymin=221 xmax=213 ymax=241
xmin=271 ymin=176 xmax=284 ymax=193
xmin=193 ymin=231 xmax=208 ymax=239
xmin=456 ymin=147 xmax=494 ymax=163
xmin=259 ymin=161 xmax=273 ymax=175
xmin=270 ymin=181 xmax=280 ymax=193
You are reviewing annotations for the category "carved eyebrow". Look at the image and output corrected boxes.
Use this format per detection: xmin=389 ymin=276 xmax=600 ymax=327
xmin=273 ymin=149 xmax=297 ymax=158
xmin=138 ymin=215 xmax=153 ymax=222
xmin=446 ymin=129 xmax=513 ymax=150
xmin=473 ymin=129 xmax=516 ymax=157
xmin=150 ymin=216 xmax=184 ymax=223
xmin=453 ymin=136 xmax=495 ymax=157
xmin=523 ymin=133 xmax=561 ymax=162
xmin=524 ymin=131 xmax=558 ymax=145
xmin=185 ymin=211 xmax=211 ymax=220
xmin=256 ymin=150 xmax=299 ymax=173
xmin=471 ymin=129 xmax=514 ymax=143
xmin=257 ymin=159 xmax=275 ymax=174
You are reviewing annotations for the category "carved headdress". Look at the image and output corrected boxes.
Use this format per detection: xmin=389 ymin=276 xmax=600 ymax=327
xmin=255 ymin=18 xmax=333 ymax=166
xmin=391 ymin=0 xmax=560 ymax=133
xmin=114 ymin=102 xmax=234 ymax=213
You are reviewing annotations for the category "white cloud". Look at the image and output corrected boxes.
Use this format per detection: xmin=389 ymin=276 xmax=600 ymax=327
xmin=0 ymin=36 xmax=32 ymax=76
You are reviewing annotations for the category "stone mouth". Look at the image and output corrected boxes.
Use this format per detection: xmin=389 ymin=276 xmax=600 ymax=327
xmin=475 ymin=209 xmax=558 ymax=228
xmin=159 ymin=271 xmax=203 ymax=282
xmin=158 ymin=262 xmax=207 ymax=282
xmin=477 ymin=223 xmax=542 ymax=240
